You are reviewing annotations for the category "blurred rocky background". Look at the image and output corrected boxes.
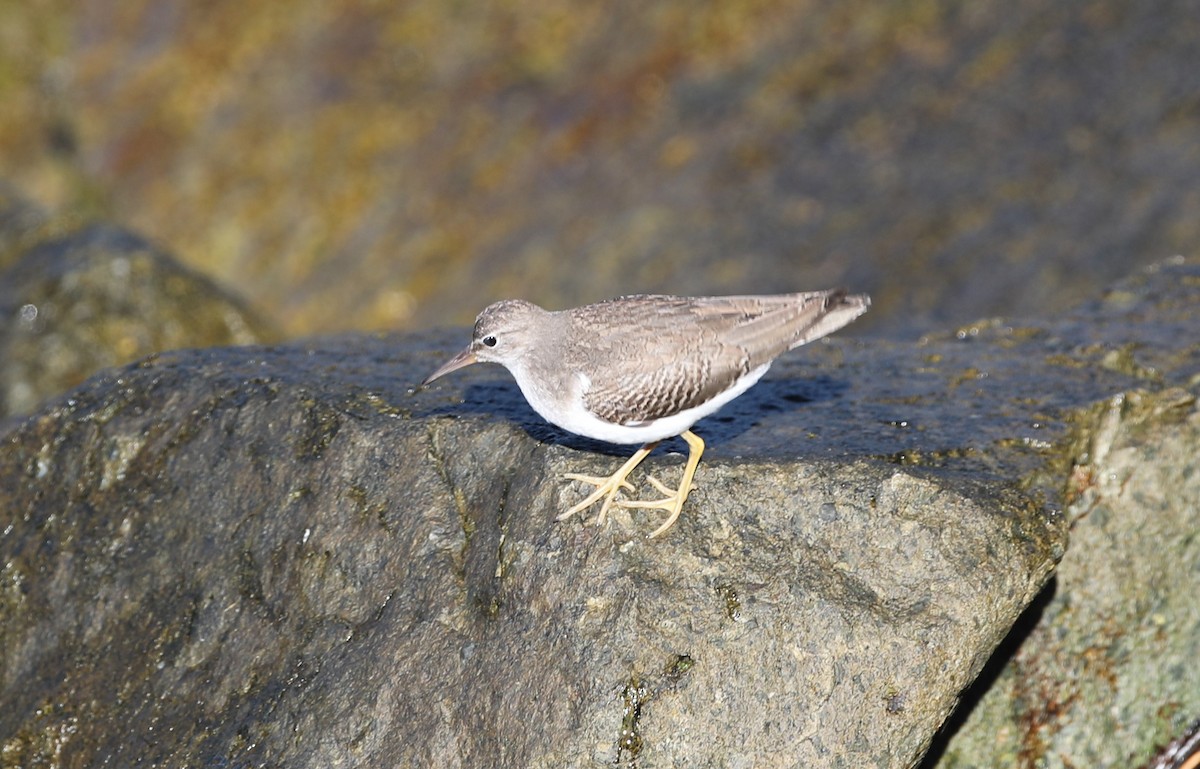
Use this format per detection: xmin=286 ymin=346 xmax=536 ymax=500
xmin=1 ymin=0 xmax=1197 ymax=339
xmin=0 ymin=211 xmax=274 ymax=418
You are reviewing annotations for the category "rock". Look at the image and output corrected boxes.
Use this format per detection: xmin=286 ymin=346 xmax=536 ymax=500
xmin=0 ymin=334 xmax=1062 ymax=768
xmin=923 ymin=258 xmax=1200 ymax=767
xmin=0 ymin=223 xmax=276 ymax=418
xmin=1 ymin=258 xmax=1198 ymax=767
xmin=926 ymin=386 xmax=1200 ymax=769
xmin=0 ymin=183 xmax=49 ymax=270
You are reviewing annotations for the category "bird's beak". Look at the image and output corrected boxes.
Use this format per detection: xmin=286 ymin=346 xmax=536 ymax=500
xmin=421 ymin=345 xmax=478 ymax=387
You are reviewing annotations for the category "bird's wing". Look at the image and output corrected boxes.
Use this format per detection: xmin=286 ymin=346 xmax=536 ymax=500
xmin=699 ymin=289 xmax=870 ymax=358
xmin=572 ymin=291 xmax=867 ymax=425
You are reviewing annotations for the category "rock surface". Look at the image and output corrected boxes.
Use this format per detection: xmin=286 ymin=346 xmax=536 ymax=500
xmin=0 ymin=221 xmax=276 ymax=419
xmin=1 ymin=258 xmax=1198 ymax=767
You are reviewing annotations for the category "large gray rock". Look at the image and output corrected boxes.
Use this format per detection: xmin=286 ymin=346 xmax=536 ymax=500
xmin=1 ymin=258 xmax=1197 ymax=767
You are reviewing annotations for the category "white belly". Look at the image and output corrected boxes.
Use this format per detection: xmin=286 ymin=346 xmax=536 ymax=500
xmin=510 ymin=363 xmax=771 ymax=445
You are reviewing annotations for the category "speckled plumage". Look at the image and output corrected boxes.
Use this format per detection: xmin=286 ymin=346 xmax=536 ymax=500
xmin=563 ymin=292 xmax=863 ymax=425
xmin=422 ymin=289 xmax=870 ymax=537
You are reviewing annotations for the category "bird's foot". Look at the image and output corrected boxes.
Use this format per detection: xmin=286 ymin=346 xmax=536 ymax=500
xmin=558 ymin=442 xmax=658 ymax=528
xmin=559 ymin=472 xmax=635 ymax=527
xmin=617 ymin=474 xmax=693 ymax=538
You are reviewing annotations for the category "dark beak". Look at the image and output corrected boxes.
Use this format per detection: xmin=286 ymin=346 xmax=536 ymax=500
xmin=421 ymin=345 xmax=478 ymax=387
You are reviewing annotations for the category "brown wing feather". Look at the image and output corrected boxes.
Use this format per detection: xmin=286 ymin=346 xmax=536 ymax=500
xmin=570 ymin=291 xmax=867 ymax=425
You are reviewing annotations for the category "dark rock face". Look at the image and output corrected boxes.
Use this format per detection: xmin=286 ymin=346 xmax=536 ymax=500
xmin=1 ymin=259 xmax=1198 ymax=767
xmin=0 ymin=223 xmax=275 ymax=418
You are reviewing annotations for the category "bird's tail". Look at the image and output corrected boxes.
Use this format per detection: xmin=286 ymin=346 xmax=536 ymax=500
xmin=785 ymin=288 xmax=871 ymax=350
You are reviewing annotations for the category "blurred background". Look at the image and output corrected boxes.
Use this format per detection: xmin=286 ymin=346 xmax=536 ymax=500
xmin=1 ymin=0 xmax=1197 ymax=339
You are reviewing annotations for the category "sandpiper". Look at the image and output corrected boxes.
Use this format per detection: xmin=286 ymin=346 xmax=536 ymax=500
xmin=422 ymin=290 xmax=869 ymax=537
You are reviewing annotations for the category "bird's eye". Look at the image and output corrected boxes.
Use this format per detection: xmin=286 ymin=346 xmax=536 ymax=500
xmin=482 ymin=335 xmax=497 ymax=348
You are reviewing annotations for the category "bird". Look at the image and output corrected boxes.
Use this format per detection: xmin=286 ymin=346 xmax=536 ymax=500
xmin=421 ymin=290 xmax=870 ymax=538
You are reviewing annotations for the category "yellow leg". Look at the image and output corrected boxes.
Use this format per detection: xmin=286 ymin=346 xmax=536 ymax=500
xmin=619 ymin=430 xmax=705 ymax=538
xmin=559 ymin=442 xmax=660 ymax=527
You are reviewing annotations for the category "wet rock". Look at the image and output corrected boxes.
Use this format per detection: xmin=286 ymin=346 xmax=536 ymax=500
xmin=0 ymin=223 xmax=276 ymax=418
xmin=0 ymin=340 xmax=1060 ymax=769
xmin=922 ymin=258 xmax=1200 ymax=766
xmin=0 ymin=258 xmax=1197 ymax=767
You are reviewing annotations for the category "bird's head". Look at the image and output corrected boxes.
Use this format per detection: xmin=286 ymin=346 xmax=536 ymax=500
xmin=421 ymin=299 xmax=546 ymax=386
